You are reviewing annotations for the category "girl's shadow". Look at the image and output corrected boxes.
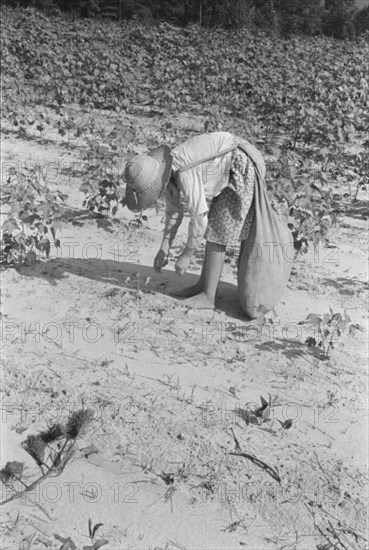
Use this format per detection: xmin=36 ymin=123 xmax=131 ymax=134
xmin=16 ymin=256 xmax=250 ymax=321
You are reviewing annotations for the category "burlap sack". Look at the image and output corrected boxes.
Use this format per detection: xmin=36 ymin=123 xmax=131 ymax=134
xmin=236 ymin=139 xmax=293 ymax=318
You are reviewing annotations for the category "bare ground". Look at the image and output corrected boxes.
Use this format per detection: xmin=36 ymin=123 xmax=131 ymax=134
xmin=1 ymin=112 xmax=368 ymax=550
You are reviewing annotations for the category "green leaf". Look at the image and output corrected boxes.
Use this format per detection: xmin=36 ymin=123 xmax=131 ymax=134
xmin=305 ymin=337 xmax=316 ymax=348
xmin=305 ymin=313 xmax=321 ymax=325
xmin=91 ymin=523 xmax=104 ymax=540
xmin=2 ymin=218 xmax=19 ymax=234
xmin=54 ymin=534 xmax=77 ymax=550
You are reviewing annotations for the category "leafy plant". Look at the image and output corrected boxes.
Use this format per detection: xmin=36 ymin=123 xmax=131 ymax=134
xmin=54 ymin=519 xmax=108 ymax=550
xmin=79 ymin=139 xmax=128 ymax=216
xmin=84 ymin=519 xmax=108 ymax=550
xmin=81 ymin=177 xmax=123 ymax=215
xmin=65 ymin=408 xmax=95 ymax=440
xmin=0 ymin=166 xmax=66 ymax=265
xmin=299 ymin=308 xmax=364 ymax=359
xmin=244 ymin=394 xmax=272 ymax=425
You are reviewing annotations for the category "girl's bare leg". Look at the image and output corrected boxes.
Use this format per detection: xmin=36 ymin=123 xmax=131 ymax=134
xmin=181 ymin=242 xmax=226 ymax=309
xmin=171 ymin=252 xmax=206 ymax=298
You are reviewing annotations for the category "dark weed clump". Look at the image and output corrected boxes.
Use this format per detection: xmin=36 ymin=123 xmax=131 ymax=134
xmin=65 ymin=409 xmax=95 ymax=439
xmin=40 ymin=423 xmax=65 ymax=443
xmin=22 ymin=435 xmax=46 ymax=467
xmin=0 ymin=461 xmax=24 ymax=483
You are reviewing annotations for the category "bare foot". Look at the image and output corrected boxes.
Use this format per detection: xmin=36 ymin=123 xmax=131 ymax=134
xmin=182 ymin=292 xmax=215 ymax=310
xmin=171 ymin=282 xmax=203 ymax=298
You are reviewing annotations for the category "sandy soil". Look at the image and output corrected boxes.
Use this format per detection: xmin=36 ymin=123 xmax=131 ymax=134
xmin=1 ymin=114 xmax=368 ymax=550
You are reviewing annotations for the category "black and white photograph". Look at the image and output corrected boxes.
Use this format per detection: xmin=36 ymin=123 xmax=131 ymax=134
xmin=1 ymin=0 xmax=368 ymax=548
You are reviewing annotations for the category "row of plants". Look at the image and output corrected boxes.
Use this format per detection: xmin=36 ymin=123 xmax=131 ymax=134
xmin=1 ymin=7 xmax=368 ymax=264
xmin=2 ymin=7 xmax=368 ymax=129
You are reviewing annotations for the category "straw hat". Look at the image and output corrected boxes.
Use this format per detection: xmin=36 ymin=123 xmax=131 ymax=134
xmin=125 ymin=145 xmax=173 ymax=212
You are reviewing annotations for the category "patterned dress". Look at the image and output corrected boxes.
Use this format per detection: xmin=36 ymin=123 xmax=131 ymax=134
xmin=205 ymin=148 xmax=256 ymax=246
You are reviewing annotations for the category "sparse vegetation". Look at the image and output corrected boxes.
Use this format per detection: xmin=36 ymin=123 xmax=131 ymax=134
xmin=1 ymin=3 xmax=368 ymax=550
xmin=301 ymin=308 xmax=364 ymax=359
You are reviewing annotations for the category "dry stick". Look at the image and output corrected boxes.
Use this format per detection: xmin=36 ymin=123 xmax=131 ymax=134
xmin=320 ymin=506 xmax=368 ymax=544
xmin=304 ymin=421 xmax=335 ymax=441
xmin=24 ymin=518 xmax=50 ymax=539
xmin=167 ymin=541 xmax=188 ymax=550
xmin=0 ymin=441 xmax=74 ymax=506
xmin=57 ymin=441 xmax=76 ymax=474
xmin=30 ymin=350 xmax=97 ymax=366
xmin=327 ymin=520 xmax=350 ymax=550
xmin=229 ymin=428 xmax=281 ymax=482
xmin=311 ymin=451 xmax=334 ymax=486
xmin=111 ymin=352 xmax=138 ymax=361
xmin=0 ymin=478 xmax=48 ymax=515
xmin=1 ymin=470 xmax=53 ymax=506
xmin=11 ymin=474 xmax=29 ymax=490
xmin=145 ymin=485 xmax=176 ymax=511
xmin=223 ymin=496 xmax=251 ymax=534
xmin=44 ymin=364 xmax=63 ymax=379
xmin=316 ymin=525 xmax=335 ymax=549
xmin=230 ymin=427 xmax=241 ymax=452
xmin=58 ymin=353 xmax=96 ymax=364
xmin=229 ymin=452 xmax=281 ymax=484
xmin=303 ymin=494 xmax=365 ymax=549
xmin=148 ymin=342 xmax=160 ymax=357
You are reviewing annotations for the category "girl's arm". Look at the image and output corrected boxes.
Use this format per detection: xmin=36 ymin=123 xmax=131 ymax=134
xmin=161 ymin=177 xmax=184 ymax=253
xmin=182 ymin=212 xmax=208 ymax=256
xmin=174 ymin=212 xmax=208 ymax=275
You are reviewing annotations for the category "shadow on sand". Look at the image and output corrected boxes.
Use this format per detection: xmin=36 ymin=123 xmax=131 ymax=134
xmin=15 ymin=256 xmax=250 ymax=322
xmin=255 ymin=339 xmax=307 ymax=361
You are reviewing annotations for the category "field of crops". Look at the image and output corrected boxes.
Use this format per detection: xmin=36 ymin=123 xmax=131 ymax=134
xmin=1 ymin=6 xmax=368 ymax=550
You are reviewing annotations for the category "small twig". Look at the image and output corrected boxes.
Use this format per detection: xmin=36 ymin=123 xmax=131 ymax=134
xmin=58 ymin=353 xmax=96 ymax=364
xmin=304 ymin=422 xmax=335 ymax=441
xmin=316 ymin=525 xmax=335 ymax=549
xmin=11 ymin=474 xmax=29 ymax=490
xmin=229 ymin=452 xmax=281 ymax=483
xmin=0 ymin=470 xmax=53 ymax=506
xmin=304 ymin=498 xmax=366 ymax=548
xmin=230 ymin=427 xmax=241 ymax=452
xmin=327 ymin=520 xmax=349 ymax=550
xmin=148 ymin=342 xmax=160 ymax=357
xmin=0 ymin=439 xmax=74 ymax=506
xmin=167 ymin=541 xmax=188 ymax=550
xmin=311 ymin=451 xmax=333 ymax=483
xmin=320 ymin=506 xmax=368 ymax=544
xmin=24 ymin=518 xmax=50 ymax=538
xmin=189 ymin=384 xmax=196 ymax=404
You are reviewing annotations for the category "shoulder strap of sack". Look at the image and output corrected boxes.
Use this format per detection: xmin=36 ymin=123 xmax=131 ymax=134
xmin=177 ymin=145 xmax=238 ymax=174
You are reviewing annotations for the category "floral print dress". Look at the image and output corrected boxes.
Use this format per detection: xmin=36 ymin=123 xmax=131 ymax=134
xmin=205 ymin=147 xmax=256 ymax=246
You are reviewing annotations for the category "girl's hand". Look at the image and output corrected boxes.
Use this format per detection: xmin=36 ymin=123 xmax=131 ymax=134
xmin=154 ymin=249 xmax=169 ymax=273
xmin=175 ymin=249 xmax=193 ymax=276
